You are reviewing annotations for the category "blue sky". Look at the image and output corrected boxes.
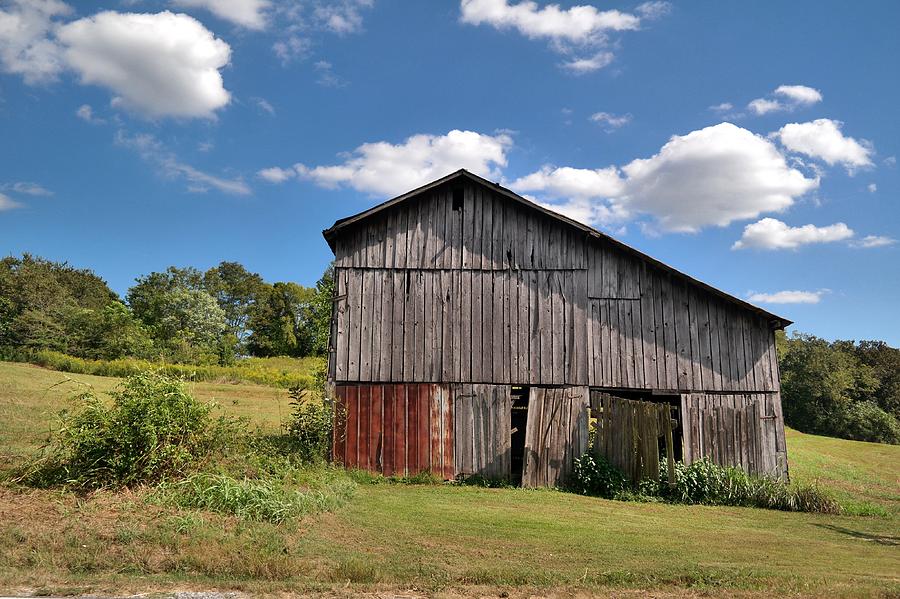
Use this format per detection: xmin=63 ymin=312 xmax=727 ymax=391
xmin=1 ymin=0 xmax=898 ymax=344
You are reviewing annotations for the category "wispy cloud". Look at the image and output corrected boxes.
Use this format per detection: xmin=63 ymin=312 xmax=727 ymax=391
xmin=116 ymin=130 xmax=251 ymax=195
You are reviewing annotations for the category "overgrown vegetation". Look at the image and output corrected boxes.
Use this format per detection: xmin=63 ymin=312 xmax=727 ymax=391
xmin=778 ymin=332 xmax=900 ymax=444
xmin=17 ymin=371 xmax=241 ymax=489
xmin=11 ymin=370 xmax=354 ymax=525
xmin=571 ymin=453 xmax=841 ymax=514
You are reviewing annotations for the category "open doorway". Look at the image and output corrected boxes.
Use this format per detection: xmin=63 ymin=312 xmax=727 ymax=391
xmin=509 ymin=386 xmax=529 ymax=485
xmin=591 ymin=389 xmax=683 ymax=461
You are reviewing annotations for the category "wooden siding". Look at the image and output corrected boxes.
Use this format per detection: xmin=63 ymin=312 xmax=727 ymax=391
xmin=329 ymin=179 xmax=782 ymax=394
xmin=680 ymin=392 xmax=788 ymax=479
xmin=521 ymin=386 xmax=590 ymax=488
xmin=453 ymin=383 xmax=512 ymax=479
xmin=333 ymin=267 xmax=589 ymax=386
xmin=332 ymin=383 xmax=454 ymax=479
xmin=333 ymin=183 xmax=588 ymax=271
xmin=333 ymin=262 xmax=779 ymax=392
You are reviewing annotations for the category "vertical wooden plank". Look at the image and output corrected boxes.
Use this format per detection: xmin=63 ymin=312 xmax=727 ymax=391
xmin=639 ymin=265 xmax=658 ymax=389
xmin=347 ymin=271 xmax=361 ymax=381
xmin=687 ymin=288 xmax=704 ymax=391
xmin=370 ymin=385 xmax=383 ymax=471
xmin=369 ymin=271 xmax=383 ymax=381
xmin=516 ymin=270 xmax=528 ymax=384
xmin=423 ymin=270 xmax=435 ymax=381
xmin=357 ymin=385 xmax=370 ymax=471
xmin=661 ymin=274 xmax=678 ymax=390
xmin=391 ymin=272 xmax=404 ymax=381
xmin=481 ymin=189 xmax=493 ymax=270
xmin=708 ymin=299 xmax=723 ymax=391
xmin=471 ymin=184 xmax=483 ymax=269
xmin=379 ymin=272 xmax=393 ymax=381
xmin=673 ymin=280 xmax=692 ymax=391
xmin=359 ymin=270 xmax=374 ymax=381
xmin=471 ymin=271 xmax=483 ymax=382
xmin=529 ymin=270 xmax=541 ymax=385
xmin=440 ymin=271 xmax=452 ymax=382
xmin=484 ymin=270 xmax=495 ymax=382
xmin=384 ymin=210 xmax=396 ymax=270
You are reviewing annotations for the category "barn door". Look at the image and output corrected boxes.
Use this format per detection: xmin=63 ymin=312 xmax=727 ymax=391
xmin=453 ymin=384 xmax=511 ymax=480
xmin=521 ymin=387 xmax=589 ymax=487
xmin=680 ymin=393 xmax=783 ymax=479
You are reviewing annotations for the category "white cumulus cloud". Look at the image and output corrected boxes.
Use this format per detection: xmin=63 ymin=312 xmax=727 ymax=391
xmin=512 ymin=124 xmax=819 ymax=231
xmin=0 ymin=0 xmax=70 ymax=83
xmin=460 ymin=0 xmax=661 ymax=73
xmin=460 ymin=0 xmax=640 ymax=43
xmin=774 ymin=84 xmax=823 ymax=105
xmin=172 ymin=0 xmax=270 ymax=30
xmin=262 ymin=130 xmax=513 ymax=197
xmin=747 ymin=290 xmax=827 ymax=304
xmin=732 ymin=218 xmax=853 ymax=250
xmin=775 ymin=119 xmax=873 ymax=172
xmin=513 ymin=123 xmax=818 ymax=231
xmin=57 ymin=11 xmax=231 ymax=119
xmin=617 ymin=123 xmax=818 ymax=232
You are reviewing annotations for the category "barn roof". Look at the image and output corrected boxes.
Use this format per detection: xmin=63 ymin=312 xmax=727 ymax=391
xmin=322 ymin=169 xmax=793 ymax=329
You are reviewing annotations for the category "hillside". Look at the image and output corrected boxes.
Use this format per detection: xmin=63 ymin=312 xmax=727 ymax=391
xmin=1 ymin=361 xmax=897 ymax=597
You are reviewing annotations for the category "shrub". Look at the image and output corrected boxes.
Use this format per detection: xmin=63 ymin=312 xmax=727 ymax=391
xmin=840 ymin=401 xmax=900 ymax=444
xmin=570 ymin=453 xmax=627 ymax=498
xmin=154 ymin=473 xmax=355 ymax=523
xmin=20 ymin=371 xmax=239 ymax=489
xmin=286 ymin=385 xmax=334 ymax=462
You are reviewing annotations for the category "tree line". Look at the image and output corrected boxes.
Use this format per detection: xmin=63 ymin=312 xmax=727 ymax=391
xmin=1 ymin=253 xmax=898 ymax=444
xmin=0 ymin=254 xmax=333 ymax=365
xmin=777 ymin=332 xmax=900 ymax=444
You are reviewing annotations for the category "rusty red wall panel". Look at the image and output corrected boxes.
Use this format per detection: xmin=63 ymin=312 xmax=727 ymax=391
xmin=332 ymin=386 xmax=347 ymax=465
xmin=365 ymin=385 xmax=382 ymax=470
xmin=334 ymin=383 xmax=454 ymax=478
xmin=382 ymin=385 xmax=395 ymax=475
xmin=358 ymin=385 xmax=370 ymax=470
xmin=345 ymin=386 xmax=358 ymax=467
xmin=408 ymin=386 xmax=419 ymax=473
xmin=417 ymin=384 xmax=431 ymax=471
xmin=393 ymin=385 xmax=407 ymax=475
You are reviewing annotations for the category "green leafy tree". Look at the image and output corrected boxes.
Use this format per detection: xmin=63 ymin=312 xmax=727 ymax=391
xmin=0 ymin=254 xmax=118 ymax=353
xmin=246 ymin=282 xmax=315 ymax=357
xmin=202 ymin=261 xmax=266 ymax=346
xmin=780 ymin=333 xmax=898 ymax=444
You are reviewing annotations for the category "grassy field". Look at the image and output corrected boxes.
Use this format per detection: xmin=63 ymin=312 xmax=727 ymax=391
xmin=1 ymin=361 xmax=898 ymax=597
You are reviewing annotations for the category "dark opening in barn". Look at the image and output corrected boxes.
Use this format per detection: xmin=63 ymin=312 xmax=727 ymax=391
xmin=323 ymin=170 xmax=791 ymax=486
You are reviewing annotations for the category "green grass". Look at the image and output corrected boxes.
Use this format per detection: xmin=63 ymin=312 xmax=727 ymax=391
xmin=1 ymin=360 xmax=898 ymax=597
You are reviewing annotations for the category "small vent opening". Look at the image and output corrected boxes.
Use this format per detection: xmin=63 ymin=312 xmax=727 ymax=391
xmin=452 ymin=186 xmax=464 ymax=211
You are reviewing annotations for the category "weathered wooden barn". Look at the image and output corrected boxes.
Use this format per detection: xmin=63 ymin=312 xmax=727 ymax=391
xmin=323 ymin=169 xmax=791 ymax=486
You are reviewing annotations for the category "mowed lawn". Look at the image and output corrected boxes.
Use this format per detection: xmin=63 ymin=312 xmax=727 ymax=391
xmin=1 ymin=361 xmax=898 ymax=597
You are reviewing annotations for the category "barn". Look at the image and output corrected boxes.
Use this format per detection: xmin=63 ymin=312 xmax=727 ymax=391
xmin=323 ymin=169 xmax=791 ymax=486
